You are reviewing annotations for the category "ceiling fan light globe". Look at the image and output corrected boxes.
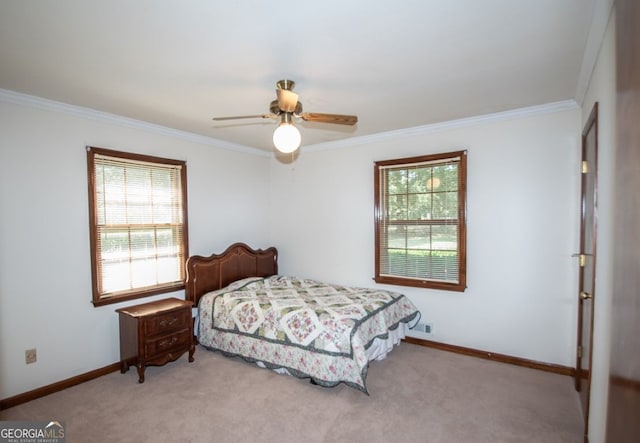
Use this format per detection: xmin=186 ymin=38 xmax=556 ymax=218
xmin=273 ymin=123 xmax=301 ymax=153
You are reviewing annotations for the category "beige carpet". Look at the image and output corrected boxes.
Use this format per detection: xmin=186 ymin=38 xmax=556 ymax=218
xmin=1 ymin=343 xmax=583 ymax=442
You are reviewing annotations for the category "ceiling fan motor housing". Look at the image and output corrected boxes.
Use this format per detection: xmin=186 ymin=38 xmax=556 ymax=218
xmin=270 ymin=99 xmax=302 ymax=115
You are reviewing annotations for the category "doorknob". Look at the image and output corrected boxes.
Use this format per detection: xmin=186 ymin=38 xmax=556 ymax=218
xmin=580 ymin=291 xmax=593 ymax=300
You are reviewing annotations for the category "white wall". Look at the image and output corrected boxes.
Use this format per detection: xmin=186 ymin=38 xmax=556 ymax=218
xmin=0 ymin=91 xmax=586 ymax=403
xmin=270 ymin=106 xmax=581 ymax=367
xmin=580 ymin=6 xmax=616 ymax=443
xmin=0 ymin=96 xmax=271 ymax=398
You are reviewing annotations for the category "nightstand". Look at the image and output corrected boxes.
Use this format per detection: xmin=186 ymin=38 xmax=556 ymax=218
xmin=116 ymin=297 xmax=195 ymax=383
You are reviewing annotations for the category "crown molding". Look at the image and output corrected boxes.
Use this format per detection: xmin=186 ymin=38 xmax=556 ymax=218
xmin=0 ymin=88 xmax=269 ymax=157
xmin=305 ymin=99 xmax=579 ymax=152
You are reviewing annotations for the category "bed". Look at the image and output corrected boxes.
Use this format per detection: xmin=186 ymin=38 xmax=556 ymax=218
xmin=185 ymin=243 xmax=420 ymax=393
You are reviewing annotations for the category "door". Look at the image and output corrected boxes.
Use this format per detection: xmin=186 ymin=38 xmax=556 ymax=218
xmin=575 ymin=102 xmax=598 ymax=436
xmin=606 ymin=0 xmax=640 ymax=440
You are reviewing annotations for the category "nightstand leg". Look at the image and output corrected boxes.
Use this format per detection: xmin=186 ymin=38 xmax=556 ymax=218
xmin=136 ymin=365 xmax=145 ymax=383
xmin=120 ymin=360 xmax=129 ymax=374
xmin=189 ymin=345 xmax=195 ymax=362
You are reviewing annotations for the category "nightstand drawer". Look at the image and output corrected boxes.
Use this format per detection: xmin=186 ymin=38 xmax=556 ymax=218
xmin=145 ymin=309 xmax=190 ymax=336
xmin=144 ymin=328 xmax=191 ymax=358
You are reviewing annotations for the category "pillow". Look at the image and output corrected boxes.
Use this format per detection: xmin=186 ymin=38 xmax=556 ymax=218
xmin=225 ymin=276 xmax=264 ymax=291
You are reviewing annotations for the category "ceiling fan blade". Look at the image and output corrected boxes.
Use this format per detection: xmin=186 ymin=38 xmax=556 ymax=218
xmin=212 ymin=114 xmax=274 ymax=121
xmin=276 ymin=89 xmax=299 ymax=112
xmin=299 ymin=113 xmax=358 ymax=125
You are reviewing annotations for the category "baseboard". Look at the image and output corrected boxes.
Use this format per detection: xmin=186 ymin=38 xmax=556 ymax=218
xmin=403 ymin=336 xmax=576 ymax=377
xmin=0 ymin=362 xmax=121 ymax=410
xmin=610 ymin=374 xmax=640 ymax=392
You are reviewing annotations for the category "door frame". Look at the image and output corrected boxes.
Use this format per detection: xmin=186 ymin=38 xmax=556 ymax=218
xmin=575 ymin=101 xmax=598 ymax=440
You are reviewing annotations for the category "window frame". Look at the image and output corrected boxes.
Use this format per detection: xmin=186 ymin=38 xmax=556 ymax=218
xmin=87 ymin=146 xmax=189 ymax=307
xmin=374 ymin=150 xmax=467 ymax=292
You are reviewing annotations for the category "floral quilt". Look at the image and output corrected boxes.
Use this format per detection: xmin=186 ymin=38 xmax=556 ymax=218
xmin=197 ymin=275 xmax=420 ymax=393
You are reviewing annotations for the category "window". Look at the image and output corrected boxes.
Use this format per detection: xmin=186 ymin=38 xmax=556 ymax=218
xmin=87 ymin=147 xmax=189 ymax=306
xmin=374 ymin=150 xmax=467 ymax=291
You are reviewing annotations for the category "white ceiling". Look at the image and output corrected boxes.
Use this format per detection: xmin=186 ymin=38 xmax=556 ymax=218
xmin=0 ymin=1 xmax=602 ymax=152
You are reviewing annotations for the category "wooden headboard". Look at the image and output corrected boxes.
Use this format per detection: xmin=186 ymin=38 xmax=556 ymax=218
xmin=185 ymin=243 xmax=278 ymax=306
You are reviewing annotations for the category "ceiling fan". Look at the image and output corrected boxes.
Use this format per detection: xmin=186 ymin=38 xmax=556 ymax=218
xmin=212 ymin=80 xmax=358 ymax=153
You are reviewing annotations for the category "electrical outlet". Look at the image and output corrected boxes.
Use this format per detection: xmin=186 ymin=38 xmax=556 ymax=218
xmin=25 ymin=348 xmax=37 ymax=364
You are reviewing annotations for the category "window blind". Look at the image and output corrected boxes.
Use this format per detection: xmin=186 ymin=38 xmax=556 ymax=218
xmin=91 ymin=152 xmax=186 ymax=299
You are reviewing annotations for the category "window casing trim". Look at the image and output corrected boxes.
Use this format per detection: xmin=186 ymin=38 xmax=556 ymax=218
xmin=87 ymin=146 xmax=189 ymax=307
xmin=374 ymin=150 xmax=467 ymax=292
